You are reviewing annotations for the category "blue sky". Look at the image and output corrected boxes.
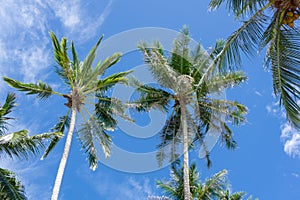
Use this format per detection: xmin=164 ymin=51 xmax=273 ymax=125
xmin=0 ymin=0 xmax=300 ymax=199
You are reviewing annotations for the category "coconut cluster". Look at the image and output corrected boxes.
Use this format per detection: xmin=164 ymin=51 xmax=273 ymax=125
xmin=282 ymin=9 xmax=299 ymax=27
xmin=272 ymin=0 xmax=300 ymax=28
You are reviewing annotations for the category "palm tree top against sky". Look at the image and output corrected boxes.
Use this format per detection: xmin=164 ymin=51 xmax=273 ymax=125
xmin=209 ymin=0 xmax=300 ymax=129
xmin=3 ymin=32 xmax=132 ymax=200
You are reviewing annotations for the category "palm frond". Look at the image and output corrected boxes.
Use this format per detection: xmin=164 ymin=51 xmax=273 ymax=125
xmin=3 ymin=77 xmax=56 ymax=99
xmin=131 ymin=81 xmax=173 ymax=112
xmin=169 ymin=26 xmax=192 ymax=75
xmin=209 ymin=0 xmax=267 ymax=17
xmin=78 ymin=116 xmax=112 ymax=170
xmin=205 ymin=71 xmax=247 ymax=93
xmin=0 ymin=130 xmax=61 ymax=159
xmin=156 ymin=107 xmax=182 ymax=166
xmin=199 ymin=169 xmax=228 ymax=199
xmin=50 ymin=31 xmax=74 ymax=86
xmin=0 ymin=168 xmax=27 ymax=200
xmin=0 ymin=93 xmax=16 ymax=135
xmin=41 ymin=113 xmax=70 ymax=160
xmin=91 ymin=70 xmax=132 ymax=93
xmin=138 ymin=42 xmax=179 ymax=90
xmin=267 ymin=26 xmax=300 ymax=128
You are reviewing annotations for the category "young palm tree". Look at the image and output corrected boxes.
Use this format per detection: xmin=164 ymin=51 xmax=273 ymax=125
xmin=0 ymin=93 xmax=61 ymax=200
xmin=157 ymin=162 xmax=250 ymax=200
xmin=209 ymin=0 xmax=300 ymax=128
xmin=133 ymin=28 xmax=247 ymax=199
xmin=3 ymin=32 xmax=132 ymax=200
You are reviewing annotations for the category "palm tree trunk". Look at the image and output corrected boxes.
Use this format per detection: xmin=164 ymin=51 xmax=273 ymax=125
xmin=180 ymin=102 xmax=191 ymax=200
xmin=51 ymin=106 xmax=77 ymax=200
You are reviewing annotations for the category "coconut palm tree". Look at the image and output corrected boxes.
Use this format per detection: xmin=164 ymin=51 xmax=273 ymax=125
xmin=0 ymin=93 xmax=61 ymax=200
xmin=3 ymin=32 xmax=132 ymax=200
xmin=208 ymin=0 xmax=300 ymax=128
xmin=157 ymin=162 xmax=250 ymax=200
xmin=133 ymin=27 xmax=247 ymax=199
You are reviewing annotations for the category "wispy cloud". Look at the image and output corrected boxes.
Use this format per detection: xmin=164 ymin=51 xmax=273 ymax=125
xmin=78 ymin=168 xmax=157 ymax=200
xmin=47 ymin=0 xmax=81 ymax=29
xmin=79 ymin=0 xmax=114 ymax=41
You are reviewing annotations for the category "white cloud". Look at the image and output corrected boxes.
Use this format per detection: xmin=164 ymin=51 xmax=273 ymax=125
xmin=79 ymin=0 xmax=114 ymax=41
xmin=280 ymin=123 xmax=300 ymax=158
xmin=47 ymin=0 xmax=81 ymax=28
xmin=78 ymin=168 xmax=157 ymax=200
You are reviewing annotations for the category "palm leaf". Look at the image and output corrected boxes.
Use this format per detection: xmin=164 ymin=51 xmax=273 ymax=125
xmin=0 ymin=168 xmax=26 ymax=200
xmin=138 ymin=42 xmax=179 ymax=90
xmin=209 ymin=0 xmax=267 ymax=17
xmin=94 ymin=70 xmax=132 ymax=91
xmin=3 ymin=77 xmax=56 ymax=99
xmin=132 ymin=82 xmax=173 ymax=112
xmin=41 ymin=114 xmax=69 ymax=160
xmin=0 ymin=93 xmax=16 ymax=135
xmin=267 ymin=26 xmax=300 ymax=128
xmin=50 ymin=32 xmax=74 ymax=86
xmin=78 ymin=116 xmax=112 ymax=170
xmin=0 ymin=130 xmax=61 ymax=159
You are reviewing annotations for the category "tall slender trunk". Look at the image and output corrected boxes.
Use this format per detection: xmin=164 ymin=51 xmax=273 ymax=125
xmin=180 ymin=101 xmax=191 ymax=200
xmin=51 ymin=107 xmax=77 ymax=200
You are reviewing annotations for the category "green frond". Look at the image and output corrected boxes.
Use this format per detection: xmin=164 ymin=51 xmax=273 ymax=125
xmin=131 ymin=83 xmax=173 ymax=112
xmin=199 ymin=169 xmax=228 ymax=199
xmin=95 ymin=95 xmax=119 ymax=131
xmin=41 ymin=114 xmax=69 ymax=160
xmin=138 ymin=42 xmax=179 ymax=90
xmin=81 ymin=35 xmax=104 ymax=80
xmin=209 ymin=0 xmax=268 ymax=18
xmin=170 ymin=26 xmax=192 ymax=75
xmin=0 ymin=168 xmax=27 ymax=200
xmin=71 ymin=41 xmax=79 ymax=79
xmin=50 ymin=31 xmax=74 ymax=86
xmin=78 ymin=116 xmax=112 ymax=170
xmin=0 ymin=130 xmax=61 ymax=159
xmin=0 ymin=93 xmax=16 ymax=135
xmin=218 ymin=12 xmax=266 ymax=71
xmin=205 ymin=71 xmax=248 ymax=93
xmin=3 ymin=77 xmax=56 ymax=99
xmin=156 ymin=108 xmax=182 ymax=166
xmin=93 ymin=70 xmax=132 ymax=92
xmin=266 ymin=27 xmax=300 ymax=128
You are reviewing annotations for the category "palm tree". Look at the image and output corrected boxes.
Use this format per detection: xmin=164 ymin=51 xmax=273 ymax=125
xmin=157 ymin=162 xmax=250 ymax=200
xmin=133 ymin=27 xmax=247 ymax=199
xmin=0 ymin=93 xmax=61 ymax=199
xmin=208 ymin=0 xmax=300 ymax=128
xmin=3 ymin=32 xmax=132 ymax=200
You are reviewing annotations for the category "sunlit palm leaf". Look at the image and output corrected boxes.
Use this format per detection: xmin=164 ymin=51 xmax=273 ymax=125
xmin=50 ymin=31 xmax=73 ymax=86
xmin=78 ymin=117 xmax=112 ymax=170
xmin=209 ymin=0 xmax=267 ymax=17
xmin=138 ymin=42 xmax=179 ymax=90
xmin=0 ymin=130 xmax=61 ymax=159
xmin=41 ymin=114 xmax=70 ymax=160
xmin=267 ymin=27 xmax=300 ymax=128
xmin=0 ymin=93 xmax=16 ymax=135
xmin=3 ymin=77 xmax=56 ymax=99
xmin=0 ymin=168 xmax=26 ymax=200
xmin=94 ymin=70 xmax=132 ymax=92
xmin=132 ymin=83 xmax=173 ymax=112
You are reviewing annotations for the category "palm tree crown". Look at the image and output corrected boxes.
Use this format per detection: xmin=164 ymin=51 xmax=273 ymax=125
xmin=209 ymin=0 xmax=300 ymax=128
xmin=3 ymin=32 xmax=132 ymax=200
xmin=133 ymin=27 xmax=247 ymax=199
xmin=157 ymin=161 xmax=251 ymax=200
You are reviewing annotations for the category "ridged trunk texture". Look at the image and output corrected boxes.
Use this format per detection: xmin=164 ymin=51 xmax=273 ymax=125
xmin=51 ymin=107 xmax=76 ymax=200
xmin=180 ymin=102 xmax=191 ymax=200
